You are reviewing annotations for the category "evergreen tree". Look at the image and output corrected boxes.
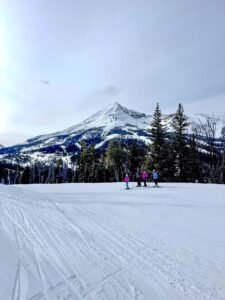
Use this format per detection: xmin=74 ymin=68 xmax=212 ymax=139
xmin=88 ymin=145 xmax=98 ymax=182
xmin=77 ymin=143 xmax=90 ymax=182
xmin=0 ymin=166 xmax=7 ymax=184
xmin=171 ymin=103 xmax=189 ymax=181
xmin=77 ymin=143 xmax=100 ymax=182
xmin=30 ymin=163 xmax=39 ymax=183
xmin=149 ymin=103 xmax=171 ymax=180
xmin=187 ymin=135 xmax=200 ymax=182
xmin=129 ymin=142 xmax=146 ymax=177
xmin=162 ymin=137 xmax=176 ymax=181
xmin=21 ymin=166 xmax=31 ymax=184
xmin=46 ymin=161 xmax=56 ymax=183
xmin=106 ymin=141 xmax=126 ymax=181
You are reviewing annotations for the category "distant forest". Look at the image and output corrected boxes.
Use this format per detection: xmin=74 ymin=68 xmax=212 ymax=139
xmin=1 ymin=103 xmax=225 ymax=184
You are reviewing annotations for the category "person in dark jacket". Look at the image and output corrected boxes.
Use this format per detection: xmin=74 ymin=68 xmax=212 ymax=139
xmin=135 ymin=170 xmax=141 ymax=187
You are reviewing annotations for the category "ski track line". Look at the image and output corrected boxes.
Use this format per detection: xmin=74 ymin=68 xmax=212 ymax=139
xmin=20 ymin=203 xmax=86 ymax=299
xmin=11 ymin=222 xmax=40 ymax=300
xmin=28 ymin=215 xmax=97 ymax=299
xmin=36 ymin=196 xmax=167 ymax=300
xmin=56 ymin=202 xmax=172 ymax=293
xmin=35 ymin=221 xmax=95 ymax=298
xmin=19 ymin=205 xmax=50 ymax=300
xmin=54 ymin=202 xmax=184 ymax=299
xmin=5 ymin=197 xmax=146 ymax=299
xmin=11 ymin=259 xmax=21 ymax=300
xmin=6 ymin=200 xmax=48 ymax=300
xmin=2 ymin=194 xmax=83 ymax=299
xmin=9 ymin=189 xmax=88 ymax=246
xmin=57 ymin=198 xmax=216 ymax=300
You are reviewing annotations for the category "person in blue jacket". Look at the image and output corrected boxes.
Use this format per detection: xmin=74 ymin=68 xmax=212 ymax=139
xmin=152 ymin=170 xmax=159 ymax=186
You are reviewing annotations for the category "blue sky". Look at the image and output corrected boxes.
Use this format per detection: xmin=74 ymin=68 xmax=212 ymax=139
xmin=0 ymin=0 xmax=225 ymax=145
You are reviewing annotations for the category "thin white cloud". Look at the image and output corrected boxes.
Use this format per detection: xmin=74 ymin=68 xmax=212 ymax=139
xmin=101 ymin=85 xmax=121 ymax=96
xmin=40 ymin=80 xmax=50 ymax=85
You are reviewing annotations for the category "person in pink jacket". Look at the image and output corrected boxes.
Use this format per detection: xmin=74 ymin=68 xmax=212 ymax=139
xmin=141 ymin=170 xmax=148 ymax=187
xmin=124 ymin=174 xmax=130 ymax=189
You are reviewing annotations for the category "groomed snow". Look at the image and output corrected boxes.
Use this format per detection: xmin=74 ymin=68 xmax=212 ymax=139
xmin=0 ymin=183 xmax=225 ymax=300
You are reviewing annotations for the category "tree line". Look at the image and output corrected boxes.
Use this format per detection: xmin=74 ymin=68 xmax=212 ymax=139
xmin=1 ymin=103 xmax=225 ymax=184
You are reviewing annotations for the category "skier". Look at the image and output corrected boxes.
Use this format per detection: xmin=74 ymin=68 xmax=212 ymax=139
xmin=152 ymin=170 xmax=159 ymax=186
xmin=135 ymin=170 xmax=141 ymax=187
xmin=124 ymin=174 xmax=130 ymax=189
xmin=141 ymin=170 xmax=148 ymax=187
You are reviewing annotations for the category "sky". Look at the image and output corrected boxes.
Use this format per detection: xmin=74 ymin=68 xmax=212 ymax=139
xmin=0 ymin=0 xmax=225 ymax=146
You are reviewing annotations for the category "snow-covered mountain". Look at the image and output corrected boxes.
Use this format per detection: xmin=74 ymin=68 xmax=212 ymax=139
xmin=0 ymin=102 xmax=224 ymax=165
xmin=25 ymin=101 xmax=153 ymax=145
xmin=0 ymin=102 xmax=155 ymax=164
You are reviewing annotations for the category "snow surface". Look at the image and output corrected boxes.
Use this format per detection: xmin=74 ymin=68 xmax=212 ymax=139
xmin=0 ymin=183 xmax=225 ymax=300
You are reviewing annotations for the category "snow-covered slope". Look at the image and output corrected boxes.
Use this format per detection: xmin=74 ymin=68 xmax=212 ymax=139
xmin=0 ymin=183 xmax=225 ymax=299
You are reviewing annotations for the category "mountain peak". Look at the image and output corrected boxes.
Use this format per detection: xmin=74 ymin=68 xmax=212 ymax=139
xmin=103 ymin=101 xmax=147 ymax=118
xmin=57 ymin=102 xmax=150 ymax=137
xmin=113 ymin=101 xmax=121 ymax=107
xmin=104 ymin=101 xmax=123 ymax=113
xmin=113 ymin=101 xmax=123 ymax=109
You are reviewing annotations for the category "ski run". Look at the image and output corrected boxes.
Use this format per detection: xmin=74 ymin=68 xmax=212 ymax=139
xmin=0 ymin=183 xmax=225 ymax=300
